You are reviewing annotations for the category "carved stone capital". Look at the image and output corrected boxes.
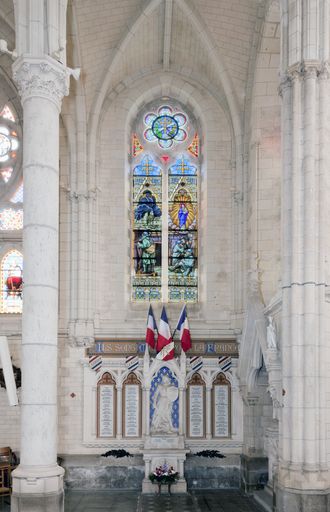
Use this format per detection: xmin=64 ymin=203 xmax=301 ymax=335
xmin=319 ymin=60 xmax=330 ymax=80
xmin=301 ymin=60 xmax=321 ymax=79
xmin=13 ymin=56 xmax=69 ymax=109
xmin=278 ymin=73 xmax=292 ymax=97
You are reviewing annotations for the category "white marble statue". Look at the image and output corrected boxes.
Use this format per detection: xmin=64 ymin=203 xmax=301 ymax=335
xmin=266 ymin=315 xmax=277 ymax=350
xmin=151 ymin=375 xmax=178 ymax=434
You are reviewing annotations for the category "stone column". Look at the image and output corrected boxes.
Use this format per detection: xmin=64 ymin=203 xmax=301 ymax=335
xmin=11 ymin=56 xmax=69 ymax=512
xmin=145 ymin=387 xmax=151 ymax=436
xmin=179 ymin=386 xmax=184 ymax=436
xmin=278 ymin=1 xmax=330 ymax=508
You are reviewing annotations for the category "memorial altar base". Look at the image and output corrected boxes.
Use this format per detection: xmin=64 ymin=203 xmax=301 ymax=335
xmin=142 ymin=435 xmax=189 ymax=494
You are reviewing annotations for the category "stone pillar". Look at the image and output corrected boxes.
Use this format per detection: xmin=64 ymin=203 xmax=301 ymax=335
xmin=145 ymin=387 xmax=151 ymax=436
xmin=278 ymin=1 xmax=330 ymax=508
xmin=11 ymin=56 xmax=69 ymax=512
xmin=179 ymin=386 xmax=184 ymax=435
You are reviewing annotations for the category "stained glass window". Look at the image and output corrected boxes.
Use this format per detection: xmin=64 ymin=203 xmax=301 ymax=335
xmin=168 ymin=157 xmax=198 ymax=302
xmin=0 ymin=249 xmax=23 ymax=314
xmin=0 ymin=208 xmax=23 ymax=230
xmin=0 ymin=105 xmax=15 ymax=122
xmin=131 ymin=102 xmax=199 ymax=303
xmin=10 ymin=183 xmax=23 ymax=204
xmin=143 ymin=105 xmax=187 ymax=149
xmin=132 ymin=156 xmax=162 ymax=301
xmin=0 ymin=103 xmax=22 ymax=230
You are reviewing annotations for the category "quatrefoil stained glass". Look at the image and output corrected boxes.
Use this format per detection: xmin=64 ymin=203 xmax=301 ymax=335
xmin=144 ymin=106 xmax=187 ymax=149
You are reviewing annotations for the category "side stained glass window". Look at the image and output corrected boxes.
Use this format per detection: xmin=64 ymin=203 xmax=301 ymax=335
xmin=168 ymin=157 xmax=198 ymax=302
xmin=131 ymin=102 xmax=200 ymax=303
xmin=132 ymin=156 xmax=162 ymax=301
xmin=0 ymin=249 xmax=23 ymax=313
xmin=0 ymin=104 xmax=23 ymax=231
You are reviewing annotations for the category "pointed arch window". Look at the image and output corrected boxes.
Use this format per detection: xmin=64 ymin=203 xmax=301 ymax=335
xmin=0 ymin=249 xmax=23 ymax=313
xmin=131 ymin=102 xmax=199 ymax=302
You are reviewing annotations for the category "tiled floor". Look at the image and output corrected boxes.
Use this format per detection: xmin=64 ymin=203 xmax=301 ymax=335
xmin=0 ymin=490 xmax=264 ymax=511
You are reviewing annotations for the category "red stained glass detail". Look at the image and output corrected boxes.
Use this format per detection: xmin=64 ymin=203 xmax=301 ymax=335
xmin=188 ymin=133 xmax=199 ymax=158
xmin=132 ymin=134 xmax=143 ymax=157
xmin=161 ymin=155 xmax=170 ymax=164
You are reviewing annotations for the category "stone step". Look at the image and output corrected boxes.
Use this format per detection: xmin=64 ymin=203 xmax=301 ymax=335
xmin=253 ymin=488 xmax=273 ymax=512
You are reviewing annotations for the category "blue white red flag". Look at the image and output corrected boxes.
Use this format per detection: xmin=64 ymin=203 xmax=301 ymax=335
xmin=156 ymin=306 xmax=174 ymax=361
xmin=176 ymin=305 xmax=192 ymax=352
xmin=146 ymin=304 xmax=157 ymax=349
xmin=219 ymin=356 xmax=232 ymax=373
xmin=89 ymin=354 xmax=102 ymax=373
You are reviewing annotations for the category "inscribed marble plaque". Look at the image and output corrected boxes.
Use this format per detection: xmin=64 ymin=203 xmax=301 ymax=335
xmin=99 ymin=384 xmax=114 ymax=437
xmin=214 ymin=385 xmax=229 ymax=437
xmin=124 ymin=384 xmax=140 ymax=437
xmin=189 ymin=385 xmax=204 ymax=437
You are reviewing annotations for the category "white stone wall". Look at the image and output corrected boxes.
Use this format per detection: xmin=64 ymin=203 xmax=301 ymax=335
xmin=247 ymin=0 xmax=281 ymax=305
xmin=0 ymin=0 xmax=285 ymax=470
xmin=96 ymin=73 xmax=233 ymax=334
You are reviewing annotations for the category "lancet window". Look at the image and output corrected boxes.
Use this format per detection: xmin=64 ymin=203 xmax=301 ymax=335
xmin=131 ymin=102 xmax=200 ymax=303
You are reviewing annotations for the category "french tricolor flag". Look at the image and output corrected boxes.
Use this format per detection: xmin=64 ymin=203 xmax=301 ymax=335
xmin=156 ymin=307 xmax=174 ymax=361
xmin=146 ymin=305 xmax=157 ymax=349
xmin=176 ymin=305 xmax=192 ymax=352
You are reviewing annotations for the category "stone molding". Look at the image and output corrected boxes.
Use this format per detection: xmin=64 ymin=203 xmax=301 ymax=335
xmin=12 ymin=56 xmax=69 ymax=109
xmin=12 ymin=464 xmax=64 ymax=494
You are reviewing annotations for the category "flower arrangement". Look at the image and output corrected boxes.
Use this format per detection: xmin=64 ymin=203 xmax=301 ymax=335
xmin=149 ymin=463 xmax=179 ymax=485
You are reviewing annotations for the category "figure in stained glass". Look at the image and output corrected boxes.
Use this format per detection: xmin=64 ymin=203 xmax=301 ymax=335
xmin=137 ymin=231 xmax=156 ymax=274
xmin=169 ymin=235 xmax=196 ymax=276
xmin=134 ymin=190 xmax=161 ymax=225
xmin=169 ymin=190 xmax=196 ymax=230
xmin=178 ymin=203 xmax=189 ymax=228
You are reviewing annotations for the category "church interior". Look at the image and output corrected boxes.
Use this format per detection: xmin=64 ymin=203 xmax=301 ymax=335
xmin=0 ymin=0 xmax=330 ymax=511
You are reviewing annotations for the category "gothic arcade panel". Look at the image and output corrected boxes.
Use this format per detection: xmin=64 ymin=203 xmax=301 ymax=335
xmin=97 ymin=372 xmax=116 ymax=438
xmin=123 ymin=372 xmax=142 ymax=438
xmin=212 ymin=373 xmax=231 ymax=438
xmin=187 ymin=373 xmax=205 ymax=438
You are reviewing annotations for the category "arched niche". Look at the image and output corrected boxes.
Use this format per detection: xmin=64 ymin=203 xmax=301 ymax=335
xmin=97 ymin=371 xmax=117 ymax=438
xmin=122 ymin=372 xmax=142 ymax=438
xmin=186 ymin=372 xmax=205 ymax=439
xmin=212 ymin=372 xmax=231 ymax=438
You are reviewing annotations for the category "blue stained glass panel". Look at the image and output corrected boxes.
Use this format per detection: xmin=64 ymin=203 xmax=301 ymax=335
xmin=134 ymin=155 xmax=161 ymax=176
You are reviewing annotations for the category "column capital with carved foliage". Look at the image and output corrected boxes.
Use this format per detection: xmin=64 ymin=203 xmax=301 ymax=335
xmin=13 ymin=55 xmax=69 ymax=110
